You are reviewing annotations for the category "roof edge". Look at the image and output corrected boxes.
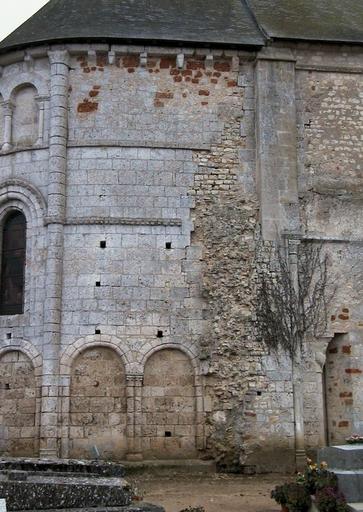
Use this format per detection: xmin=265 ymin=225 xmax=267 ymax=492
xmin=269 ymin=35 xmax=363 ymax=45
xmin=0 ymin=36 xmax=265 ymax=57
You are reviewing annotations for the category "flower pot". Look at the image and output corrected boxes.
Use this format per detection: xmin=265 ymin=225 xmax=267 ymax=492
xmin=281 ymin=506 xmax=289 ymax=512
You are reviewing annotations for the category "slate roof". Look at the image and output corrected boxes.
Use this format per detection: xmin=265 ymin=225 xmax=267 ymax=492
xmin=0 ymin=0 xmax=363 ymax=54
xmin=0 ymin=0 xmax=265 ymax=52
xmin=249 ymin=0 xmax=363 ymax=44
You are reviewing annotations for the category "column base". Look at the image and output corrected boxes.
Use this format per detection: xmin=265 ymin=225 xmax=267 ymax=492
xmin=39 ymin=448 xmax=58 ymax=460
xmin=1 ymin=143 xmax=12 ymax=153
xmin=295 ymin=449 xmax=307 ymax=471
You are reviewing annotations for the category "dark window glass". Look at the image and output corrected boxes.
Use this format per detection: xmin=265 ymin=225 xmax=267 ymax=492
xmin=0 ymin=212 xmax=26 ymax=315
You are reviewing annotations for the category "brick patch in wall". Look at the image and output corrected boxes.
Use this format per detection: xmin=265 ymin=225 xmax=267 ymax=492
xmin=338 ymin=421 xmax=350 ymax=428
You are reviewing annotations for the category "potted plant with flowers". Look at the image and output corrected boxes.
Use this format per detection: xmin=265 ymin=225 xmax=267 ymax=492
xmin=271 ymin=458 xmax=349 ymax=512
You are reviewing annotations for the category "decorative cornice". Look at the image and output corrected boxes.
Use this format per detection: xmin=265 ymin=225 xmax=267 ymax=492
xmin=44 ymin=215 xmax=65 ymax=225
xmin=67 ymin=139 xmax=209 ymax=151
xmin=67 ymin=216 xmax=182 ymax=227
xmin=45 ymin=216 xmax=182 ymax=227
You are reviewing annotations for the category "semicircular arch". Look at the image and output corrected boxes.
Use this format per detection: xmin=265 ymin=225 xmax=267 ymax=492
xmin=0 ymin=179 xmax=46 ymax=228
xmin=60 ymin=335 xmax=132 ymax=375
xmin=0 ymin=338 xmax=42 ymax=375
xmin=1 ymin=72 xmax=49 ymax=102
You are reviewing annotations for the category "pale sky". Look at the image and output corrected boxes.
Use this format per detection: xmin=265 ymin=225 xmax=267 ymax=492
xmin=0 ymin=0 xmax=49 ymax=42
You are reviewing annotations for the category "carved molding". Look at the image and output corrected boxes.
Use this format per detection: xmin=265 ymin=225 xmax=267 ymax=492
xmin=0 ymin=178 xmax=47 ymax=220
xmin=65 ymin=216 xmax=182 ymax=227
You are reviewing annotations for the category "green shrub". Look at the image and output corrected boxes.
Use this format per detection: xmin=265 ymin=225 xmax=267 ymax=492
xmin=285 ymin=483 xmax=312 ymax=512
xmin=271 ymin=483 xmax=290 ymax=505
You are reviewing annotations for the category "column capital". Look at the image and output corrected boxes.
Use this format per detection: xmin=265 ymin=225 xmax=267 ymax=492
xmin=2 ymin=100 xmax=15 ymax=116
xmin=35 ymin=95 xmax=50 ymax=105
xmin=287 ymin=238 xmax=301 ymax=255
xmin=126 ymin=374 xmax=143 ymax=384
xmin=48 ymin=50 xmax=70 ymax=67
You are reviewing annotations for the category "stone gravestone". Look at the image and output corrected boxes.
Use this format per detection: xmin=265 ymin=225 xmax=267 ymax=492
xmin=0 ymin=499 xmax=7 ymax=512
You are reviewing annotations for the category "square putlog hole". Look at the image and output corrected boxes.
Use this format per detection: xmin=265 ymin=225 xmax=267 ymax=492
xmin=165 ymin=431 xmax=172 ymax=438
xmin=100 ymin=241 xmax=107 ymax=249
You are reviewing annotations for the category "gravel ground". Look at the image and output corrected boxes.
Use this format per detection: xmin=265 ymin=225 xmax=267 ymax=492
xmin=130 ymin=471 xmax=284 ymax=512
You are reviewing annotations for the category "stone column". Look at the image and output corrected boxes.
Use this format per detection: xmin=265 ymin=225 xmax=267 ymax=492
xmin=126 ymin=375 xmax=143 ymax=461
xmin=35 ymin=96 xmax=48 ymax=146
xmin=288 ymin=238 xmax=307 ymax=471
xmin=1 ymin=101 xmax=14 ymax=152
xmin=195 ymin=375 xmax=205 ymax=450
xmin=255 ymin=48 xmax=300 ymax=240
xmin=256 ymin=46 xmax=304 ymax=470
xmin=348 ymin=331 xmax=363 ymax=435
xmin=40 ymin=50 xmax=70 ymax=458
xmin=314 ymin=346 xmax=329 ymax=448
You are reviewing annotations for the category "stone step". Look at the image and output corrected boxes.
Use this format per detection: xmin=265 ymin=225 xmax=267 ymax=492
xmin=318 ymin=445 xmax=363 ymax=470
xmin=334 ymin=470 xmax=363 ymax=503
xmin=12 ymin=505 xmax=165 ymax=512
xmin=0 ymin=459 xmax=125 ymax=478
xmin=348 ymin=503 xmax=363 ymax=512
xmin=0 ymin=475 xmax=133 ymax=511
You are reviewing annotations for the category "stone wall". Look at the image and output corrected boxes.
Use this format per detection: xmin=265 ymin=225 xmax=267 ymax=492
xmin=0 ymin=98 xmax=3 ymax=145
xmin=142 ymin=348 xmax=197 ymax=459
xmin=69 ymin=347 xmax=127 ymax=460
xmin=0 ymin=350 xmax=38 ymax=456
xmin=0 ymin=42 xmax=361 ymax=469
xmin=324 ymin=334 xmax=356 ymax=445
xmin=68 ymin=54 xmax=237 ymax=148
xmin=295 ymin=47 xmax=363 ymax=453
xmin=59 ymin=48 xmax=250 ymax=463
xmin=297 ymin=69 xmax=363 ymax=239
xmin=12 ymin=85 xmax=39 ymax=148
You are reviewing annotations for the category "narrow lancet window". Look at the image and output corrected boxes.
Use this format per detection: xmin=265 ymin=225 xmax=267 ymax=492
xmin=0 ymin=211 xmax=26 ymax=315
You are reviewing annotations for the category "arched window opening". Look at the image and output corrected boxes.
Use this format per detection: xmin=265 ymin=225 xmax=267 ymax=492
xmin=0 ymin=211 xmax=26 ymax=315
